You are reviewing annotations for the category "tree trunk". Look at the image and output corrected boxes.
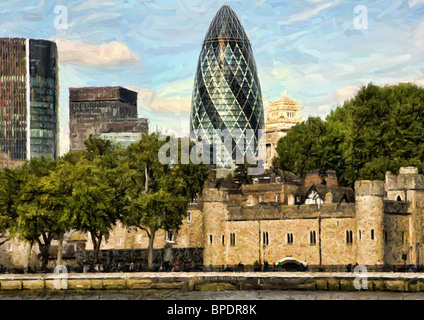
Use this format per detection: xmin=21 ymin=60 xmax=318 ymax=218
xmin=147 ymin=228 xmax=156 ymax=271
xmin=145 ymin=166 xmax=149 ymax=193
xmin=26 ymin=241 xmax=33 ymax=273
xmin=91 ymin=234 xmax=102 ymax=269
xmin=57 ymin=232 xmax=64 ymax=267
xmin=40 ymin=244 xmax=50 ymax=271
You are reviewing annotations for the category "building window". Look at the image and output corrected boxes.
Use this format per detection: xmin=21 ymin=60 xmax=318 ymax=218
xmin=396 ymin=195 xmax=402 ymax=201
xmin=310 ymin=231 xmax=317 ymax=245
xmin=209 ymin=235 xmax=213 ymax=245
xmin=263 ymin=231 xmax=269 ymax=246
xmin=275 ymin=194 xmax=280 ymax=203
xmin=346 ymin=230 xmax=353 ymax=244
xmin=230 ymin=233 xmax=236 ymax=246
xmin=190 ymin=195 xmax=198 ymax=204
xmin=259 ymin=194 xmax=264 ymax=203
xmin=359 ymin=230 xmax=362 ymax=240
xmin=222 ymin=235 xmax=225 ymax=246
xmin=137 ymin=234 xmax=142 ymax=244
xmin=371 ymin=229 xmax=374 ymax=240
xmin=166 ymin=231 xmax=176 ymax=243
xmin=187 ymin=211 xmax=191 ymax=223
xmin=287 ymin=233 xmax=294 ymax=244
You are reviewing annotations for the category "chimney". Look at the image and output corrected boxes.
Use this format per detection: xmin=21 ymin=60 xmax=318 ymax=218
xmin=325 ymin=170 xmax=338 ymax=187
xmin=305 ymin=170 xmax=322 ymax=187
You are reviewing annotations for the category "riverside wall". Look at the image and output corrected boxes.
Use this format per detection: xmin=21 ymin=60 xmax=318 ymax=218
xmin=0 ymin=272 xmax=424 ymax=292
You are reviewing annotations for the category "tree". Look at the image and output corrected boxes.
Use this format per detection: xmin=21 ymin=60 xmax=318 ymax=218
xmin=123 ymin=133 xmax=208 ymax=270
xmin=13 ymin=157 xmax=59 ymax=270
xmin=274 ymin=83 xmax=424 ymax=187
xmin=0 ymin=168 xmax=25 ymax=246
xmin=69 ymin=137 xmax=126 ymax=268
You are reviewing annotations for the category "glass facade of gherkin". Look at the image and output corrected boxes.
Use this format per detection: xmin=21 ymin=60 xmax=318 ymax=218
xmin=190 ymin=5 xmax=264 ymax=166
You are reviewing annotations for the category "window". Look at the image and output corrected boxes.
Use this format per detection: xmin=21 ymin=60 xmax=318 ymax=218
xmin=371 ymin=229 xmax=375 ymax=240
xmin=396 ymin=195 xmax=402 ymax=201
xmin=187 ymin=211 xmax=192 ymax=223
xmin=263 ymin=231 xmax=269 ymax=246
xmin=230 ymin=233 xmax=236 ymax=246
xmin=346 ymin=230 xmax=353 ymax=244
xmin=222 ymin=235 xmax=225 ymax=246
xmin=209 ymin=235 xmax=213 ymax=245
xmin=384 ymin=231 xmax=388 ymax=244
xmin=190 ymin=195 xmax=198 ymax=204
xmin=166 ymin=231 xmax=176 ymax=243
xmin=137 ymin=234 xmax=142 ymax=244
xmin=287 ymin=233 xmax=294 ymax=244
xmin=359 ymin=230 xmax=362 ymax=240
xmin=275 ymin=194 xmax=280 ymax=203
xmin=310 ymin=231 xmax=317 ymax=245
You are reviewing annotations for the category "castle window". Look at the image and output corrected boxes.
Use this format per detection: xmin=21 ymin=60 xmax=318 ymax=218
xmin=310 ymin=231 xmax=317 ymax=245
xmin=222 ymin=235 xmax=225 ymax=246
xmin=287 ymin=233 xmax=294 ymax=244
xmin=259 ymin=194 xmax=264 ymax=203
xmin=187 ymin=211 xmax=191 ymax=223
xmin=275 ymin=194 xmax=280 ymax=203
xmin=371 ymin=229 xmax=375 ymax=240
xmin=138 ymin=234 xmax=142 ymax=244
xmin=359 ymin=230 xmax=362 ymax=240
xmin=384 ymin=231 xmax=388 ymax=244
xmin=230 ymin=233 xmax=236 ymax=246
xmin=396 ymin=195 xmax=402 ymax=201
xmin=263 ymin=231 xmax=269 ymax=246
xmin=346 ymin=230 xmax=353 ymax=244
xmin=209 ymin=235 xmax=213 ymax=245
xmin=166 ymin=231 xmax=176 ymax=243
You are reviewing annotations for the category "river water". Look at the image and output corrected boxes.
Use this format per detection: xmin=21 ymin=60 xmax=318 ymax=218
xmin=1 ymin=290 xmax=424 ymax=300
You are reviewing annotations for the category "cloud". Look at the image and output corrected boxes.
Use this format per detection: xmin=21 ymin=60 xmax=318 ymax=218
xmin=135 ymin=87 xmax=192 ymax=114
xmin=271 ymin=68 xmax=290 ymax=79
xmin=56 ymin=38 xmax=139 ymax=66
xmin=336 ymin=86 xmax=359 ymax=104
xmin=288 ymin=2 xmax=333 ymax=22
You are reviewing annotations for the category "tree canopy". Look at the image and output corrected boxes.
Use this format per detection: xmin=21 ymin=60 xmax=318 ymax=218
xmin=275 ymin=83 xmax=424 ymax=186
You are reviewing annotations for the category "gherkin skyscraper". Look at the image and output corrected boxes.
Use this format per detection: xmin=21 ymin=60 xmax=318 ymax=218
xmin=190 ymin=5 xmax=264 ymax=166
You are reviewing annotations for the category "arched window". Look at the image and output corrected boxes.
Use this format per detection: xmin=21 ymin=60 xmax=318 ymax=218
xmin=310 ymin=231 xmax=317 ymax=245
xmin=371 ymin=229 xmax=375 ymax=240
xmin=396 ymin=195 xmax=402 ymax=201
xmin=263 ymin=231 xmax=269 ymax=246
xmin=287 ymin=233 xmax=294 ymax=244
xmin=346 ymin=230 xmax=353 ymax=244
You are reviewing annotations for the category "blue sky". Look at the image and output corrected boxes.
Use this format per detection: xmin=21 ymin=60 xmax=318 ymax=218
xmin=1 ymin=0 xmax=423 ymax=155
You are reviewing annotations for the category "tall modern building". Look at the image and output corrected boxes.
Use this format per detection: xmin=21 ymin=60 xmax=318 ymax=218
xmin=0 ymin=38 xmax=58 ymax=161
xmin=190 ymin=5 xmax=265 ymax=165
xmin=69 ymin=87 xmax=148 ymax=150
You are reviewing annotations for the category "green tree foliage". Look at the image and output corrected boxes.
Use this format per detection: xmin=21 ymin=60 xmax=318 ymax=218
xmin=275 ymin=83 xmax=424 ymax=186
xmin=13 ymin=157 xmax=59 ymax=269
xmin=123 ymin=133 xmax=208 ymax=270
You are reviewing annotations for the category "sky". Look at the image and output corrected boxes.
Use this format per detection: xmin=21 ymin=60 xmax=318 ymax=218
xmin=0 ymin=0 xmax=423 ymax=155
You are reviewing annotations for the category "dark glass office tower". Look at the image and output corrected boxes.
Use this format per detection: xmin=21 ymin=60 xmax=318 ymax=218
xmin=190 ymin=5 xmax=265 ymax=165
xmin=0 ymin=38 xmax=58 ymax=160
